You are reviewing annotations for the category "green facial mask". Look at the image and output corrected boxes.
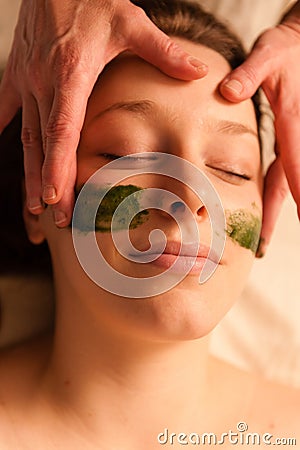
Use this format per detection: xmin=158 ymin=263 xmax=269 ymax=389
xmin=74 ymin=184 xmax=149 ymax=233
xmin=225 ymin=206 xmax=262 ymax=253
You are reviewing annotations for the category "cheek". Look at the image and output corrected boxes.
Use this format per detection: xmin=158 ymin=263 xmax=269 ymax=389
xmin=216 ymin=184 xmax=262 ymax=305
xmin=225 ymin=207 xmax=262 ymax=254
xmin=73 ymin=184 xmax=150 ymax=234
xmin=219 ymin=181 xmax=263 ymax=255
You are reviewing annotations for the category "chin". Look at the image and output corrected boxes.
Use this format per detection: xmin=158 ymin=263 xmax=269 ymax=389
xmin=128 ymin=263 xmax=252 ymax=342
xmin=111 ymin=278 xmax=235 ymax=342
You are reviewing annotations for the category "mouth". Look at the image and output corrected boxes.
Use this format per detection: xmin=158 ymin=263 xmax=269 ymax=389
xmin=128 ymin=241 xmax=221 ymax=275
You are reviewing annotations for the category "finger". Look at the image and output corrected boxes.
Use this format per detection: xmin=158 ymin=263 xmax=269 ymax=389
xmin=52 ymin=157 xmax=76 ymax=227
xmin=34 ymin=90 xmax=54 ymax=155
xmin=256 ymin=157 xmax=289 ymax=257
xmin=126 ymin=5 xmax=208 ymax=80
xmin=274 ymin=109 xmax=300 ymax=220
xmin=0 ymin=71 xmax=21 ymax=133
xmin=21 ymin=95 xmax=45 ymax=214
xmin=42 ymin=78 xmax=91 ymax=206
xmin=219 ymin=40 xmax=273 ymax=102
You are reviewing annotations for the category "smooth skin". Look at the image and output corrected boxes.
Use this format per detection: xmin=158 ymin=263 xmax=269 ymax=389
xmin=0 ymin=0 xmax=299 ymax=250
xmin=0 ymin=39 xmax=298 ymax=450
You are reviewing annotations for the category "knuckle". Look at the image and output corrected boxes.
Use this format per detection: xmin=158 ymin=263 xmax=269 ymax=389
xmin=254 ymin=27 xmax=281 ymax=59
xmin=21 ymin=127 xmax=41 ymax=148
xmin=129 ymin=4 xmax=147 ymax=22
xmin=45 ymin=116 xmax=78 ymax=141
xmin=240 ymin=63 xmax=259 ymax=88
xmin=51 ymin=44 xmax=83 ymax=83
xmin=43 ymin=118 xmax=80 ymax=166
xmin=162 ymin=38 xmax=182 ymax=57
xmin=119 ymin=5 xmax=147 ymax=44
xmin=254 ymin=37 xmax=274 ymax=59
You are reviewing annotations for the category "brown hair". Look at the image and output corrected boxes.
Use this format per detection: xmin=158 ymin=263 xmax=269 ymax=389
xmin=0 ymin=0 xmax=260 ymax=274
xmin=132 ymin=0 xmax=246 ymax=70
xmin=131 ymin=0 xmax=260 ymax=120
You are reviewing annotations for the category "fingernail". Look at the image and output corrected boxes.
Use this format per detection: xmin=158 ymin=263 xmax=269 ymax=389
xmin=187 ymin=57 xmax=208 ymax=74
xmin=54 ymin=210 xmax=67 ymax=226
xmin=256 ymin=237 xmax=267 ymax=258
xmin=43 ymin=185 xmax=57 ymax=202
xmin=27 ymin=198 xmax=44 ymax=212
xmin=223 ymin=79 xmax=243 ymax=95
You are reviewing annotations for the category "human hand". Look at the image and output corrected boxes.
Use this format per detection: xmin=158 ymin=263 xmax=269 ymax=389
xmin=219 ymin=2 xmax=300 ymax=256
xmin=0 ymin=0 xmax=207 ymax=227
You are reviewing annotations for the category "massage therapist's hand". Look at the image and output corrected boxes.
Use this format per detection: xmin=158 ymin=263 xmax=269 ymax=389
xmin=220 ymin=1 xmax=300 ymax=256
xmin=0 ymin=0 xmax=207 ymax=227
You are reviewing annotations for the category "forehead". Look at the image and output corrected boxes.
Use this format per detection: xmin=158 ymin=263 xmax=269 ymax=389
xmin=86 ymin=39 xmax=258 ymax=134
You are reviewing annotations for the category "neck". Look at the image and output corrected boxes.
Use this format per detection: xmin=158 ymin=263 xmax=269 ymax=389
xmin=41 ymin=280 xmax=218 ymax=448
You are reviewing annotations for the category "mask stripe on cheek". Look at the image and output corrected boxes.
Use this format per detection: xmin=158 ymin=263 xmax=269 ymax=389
xmin=225 ymin=206 xmax=262 ymax=253
xmin=73 ymin=184 xmax=149 ymax=233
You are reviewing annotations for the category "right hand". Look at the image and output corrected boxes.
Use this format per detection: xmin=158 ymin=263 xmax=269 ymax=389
xmin=219 ymin=1 xmax=300 ymax=256
xmin=0 ymin=0 xmax=207 ymax=226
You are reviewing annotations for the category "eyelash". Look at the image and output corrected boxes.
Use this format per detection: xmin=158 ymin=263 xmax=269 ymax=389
xmin=219 ymin=170 xmax=250 ymax=180
xmin=101 ymin=154 xmax=251 ymax=181
xmin=205 ymin=164 xmax=251 ymax=181
xmin=101 ymin=153 xmax=121 ymax=160
xmin=101 ymin=153 xmax=158 ymax=162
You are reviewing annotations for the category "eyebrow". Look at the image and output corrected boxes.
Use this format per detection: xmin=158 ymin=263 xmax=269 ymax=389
xmin=93 ymin=99 xmax=258 ymax=137
xmin=207 ymin=119 xmax=258 ymax=137
xmin=94 ymin=100 xmax=155 ymax=119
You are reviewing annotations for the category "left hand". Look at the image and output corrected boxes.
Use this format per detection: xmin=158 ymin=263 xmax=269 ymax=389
xmin=219 ymin=2 xmax=300 ymax=256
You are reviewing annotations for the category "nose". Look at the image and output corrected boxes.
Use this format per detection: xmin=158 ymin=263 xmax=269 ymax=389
xmin=158 ymin=176 xmax=208 ymax=222
xmin=169 ymin=199 xmax=207 ymax=220
xmin=170 ymin=201 xmax=185 ymax=215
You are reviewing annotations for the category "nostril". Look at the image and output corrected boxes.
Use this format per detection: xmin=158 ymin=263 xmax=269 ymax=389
xmin=170 ymin=201 xmax=186 ymax=214
xmin=197 ymin=205 xmax=206 ymax=216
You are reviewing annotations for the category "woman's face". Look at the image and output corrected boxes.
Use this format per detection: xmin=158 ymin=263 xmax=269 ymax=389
xmin=36 ymin=39 xmax=262 ymax=341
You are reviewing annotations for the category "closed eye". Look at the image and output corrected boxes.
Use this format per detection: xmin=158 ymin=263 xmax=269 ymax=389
xmin=206 ymin=164 xmax=251 ymax=183
xmin=222 ymin=170 xmax=250 ymax=180
xmin=101 ymin=153 xmax=120 ymax=160
xmin=101 ymin=152 xmax=158 ymax=162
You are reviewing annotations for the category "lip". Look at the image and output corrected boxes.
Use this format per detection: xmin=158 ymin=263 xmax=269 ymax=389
xmin=129 ymin=241 xmax=221 ymax=275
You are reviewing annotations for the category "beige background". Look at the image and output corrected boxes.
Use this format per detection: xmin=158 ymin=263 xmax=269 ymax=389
xmin=0 ymin=0 xmax=299 ymax=388
xmin=0 ymin=0 xmax=20 ymax=69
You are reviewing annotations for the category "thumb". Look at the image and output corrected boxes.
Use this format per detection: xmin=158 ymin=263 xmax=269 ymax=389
xmin=127 ymin=5 xmax=208 ymax=80
xmin=219 ymin=43 xmax=272 ymax=102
